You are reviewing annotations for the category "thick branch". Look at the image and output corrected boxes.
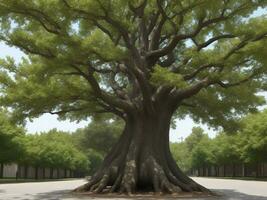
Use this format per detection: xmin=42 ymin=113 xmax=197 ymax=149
xmin=224 ymin=32 xmax=267 ymax=60
xmin=47 ymin=108 xmax=85 ymax=115
xmin=183 ymin=64 xmax=217 ymax=80
xmin=171 ymin=78 xmax=211 ymax=100
xmin=216 ymin=71 xmax=261 ymax=88
xmin=68 ymin=64 xmax=134 ymax=113
xmin=0 ymin=37 xmax=55 ymax=59
xmin=146 ymin=15 xmax=229 ymax=59
xmin=194 ymin=34 xmax=236 ymax=51
xmin=2 ymin=5 xmax=62 ymax=35
xmin=146 ymin=0 xmax=256 ymax=60
xmin=125 ymin=60 xmax=154 ymax=112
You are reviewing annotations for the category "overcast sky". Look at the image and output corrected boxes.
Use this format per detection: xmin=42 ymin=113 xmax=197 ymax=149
xmin=0 ymin=7 xmax=266 ymax=142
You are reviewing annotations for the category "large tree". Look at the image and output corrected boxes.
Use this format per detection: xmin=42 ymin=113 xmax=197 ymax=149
xmin=0 ymin=0 xmax=267 ymax=195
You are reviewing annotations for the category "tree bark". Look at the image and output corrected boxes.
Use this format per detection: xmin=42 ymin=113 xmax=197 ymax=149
xmin=74 ymin=109 xmax=210 ymax=195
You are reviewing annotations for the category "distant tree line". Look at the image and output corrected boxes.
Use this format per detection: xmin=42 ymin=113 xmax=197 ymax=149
xmin=170 ymin=109 xmax=267 ymax=174
xmin=1 ymin=108 xmax=267 ymax=177
xmin=0 ymin=110 xmax=122 ymax=176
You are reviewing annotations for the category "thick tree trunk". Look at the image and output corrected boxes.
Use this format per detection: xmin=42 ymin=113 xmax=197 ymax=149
xmin=75 ymin=110 xmax=210 ymax=195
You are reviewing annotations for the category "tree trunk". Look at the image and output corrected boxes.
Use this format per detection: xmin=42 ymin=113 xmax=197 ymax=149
xmin=75 ymin=110 xmax=210 ymax=195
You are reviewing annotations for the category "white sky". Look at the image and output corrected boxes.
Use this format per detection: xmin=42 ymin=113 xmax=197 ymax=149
xmin=0 ymin=7 xmax=266 ymax=142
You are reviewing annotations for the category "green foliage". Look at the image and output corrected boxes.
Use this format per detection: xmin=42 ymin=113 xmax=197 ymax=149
xmin=171 ymin=109 xmax=267 ymax=171
xmin=150 ymin=65 xmax=187 ymax=88
xmin=238 ymin=109 xmax=267 ymax=163
xmin=191 ymin=138 xmax=214 ymax=168
xmin=19 ymin=129 xmax=89 ymax=171
xmin=0 ymin=1 xmax=266 ymax=179
xmin=0 ymin=110 xmax=25 ymax=163
xmin=84 ymin=149 xmax=103 ymax=175
xmin=74 ymin=119 xmax=122 ymax=155
xmin=170 ymin=127 xmax=210 ymax=171
xmin=170 ymin=142 xmax=191 ymax=173
xmin=72 ymin=119 xmax=123 ymax=174
xmin=0 ymin=0 xmax=265 ymax=131
xmin=0 ymin=113 xmax=122 ymax=174
xmin=212 ymin=133 xmax=241 ymax=165
xmin=184 ymin=127 xmax=208 ymax=151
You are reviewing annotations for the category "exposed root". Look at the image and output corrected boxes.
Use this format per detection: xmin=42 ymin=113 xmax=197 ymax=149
xmin=74 ymin=155 xmax=211 ymax=195
xmin=74 ymin=147 xmax=211 ymax=196
xmin=109 ymin=174 xmax=122 ymax=193
xmin=93 ymin=173 xmax=110 ymax=193
xmin=74 ymin=160 xmax=137 ymax=195
xmin=73 ymin=176 xmax=99 ymax=193
xmin=149 ymin=157 xmax=182 ymax=194
xmin=119 ymin=160 xmax=137 ymax=195
xmin=73 ymin=182 xmax=91 ymax=192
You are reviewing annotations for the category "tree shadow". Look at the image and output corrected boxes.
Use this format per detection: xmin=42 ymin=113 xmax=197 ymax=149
xmin=21 ymin=190 xmax=74 ymax=200
xmin=2 ymin=189 xmax=267 ymax=200
xmin=209 ymin=189 xmax=267 ymax=200
xmin=34 ymin=190 xmax=87 ymax=200
xmin=0 ymin=190 xmax=75 ymax=200
xmin=32 ymin=189 xmax=267 ymax=200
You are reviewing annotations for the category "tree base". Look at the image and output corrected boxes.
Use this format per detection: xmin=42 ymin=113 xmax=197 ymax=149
xmin=74 ymin=156 xmax=211 ymax=195
xmin=74 ymin=116 xmax=212 ymax=196
xmin=73 ymin=191 xmax=215 ymax=199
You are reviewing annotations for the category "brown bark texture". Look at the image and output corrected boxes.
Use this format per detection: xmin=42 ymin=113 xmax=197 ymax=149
xmin=75 ymin=110 xmax=210 ymax=195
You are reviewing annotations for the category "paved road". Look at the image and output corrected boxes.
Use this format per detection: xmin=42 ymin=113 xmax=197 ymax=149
xmin=0 ymin=178 xmax=266 ymax=200
xmin=194 ymin=177 xmax=267 ymax=200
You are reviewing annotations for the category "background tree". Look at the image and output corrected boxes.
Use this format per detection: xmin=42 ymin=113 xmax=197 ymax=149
xmin=184 ymin=127 xmax=208 ymax=151
xmin=191 ymin=138 xmax=215 ymax=170
xmin=73 ymin=119 xmax=122 ymax=155
xmin=171 ymin=109 xmax=267 ymax=174
xmin=0 ymin=110 xmax=25 ymax=177
xmin=170 ymin=127 xmax=208 ymax=173
xmin=238 ymin=109 xmax=267 ymax=164
xmin=170 ymin=142 xmax=191 ymax=173
xmin=72 ymin=119 xmax=122 ymax=174
xmin=20 ymin=130 xmax=89 ymax=174
xmin=211 ymin=133 xmax=241 ymax=166
xmin=0 ymin=0 xmax=267 ymax=194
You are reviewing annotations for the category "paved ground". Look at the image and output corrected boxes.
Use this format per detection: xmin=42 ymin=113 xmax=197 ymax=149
xmin=0 ymin=177 xmax=266 ymax=200
xmin=194 ymin=177 xmax=267 ymax=200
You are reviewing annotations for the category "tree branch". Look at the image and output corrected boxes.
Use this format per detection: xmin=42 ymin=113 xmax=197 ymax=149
xmin=224 ymin=32 xmax=267 ymax=60
xmin=171 ymin=78 xmax=211 ymax=100
xmin=146 ymin=0 xmax=256 ymax=60
xmin=216 ymin=71 xmax=261 ymax=88
xmin=183 ymin=63 xmax=217 ymax=80
xmin=3 ymin=6 xmax=62 ymax=35
xmin=64 ymin=63 xmax=134 ymax=114
xmin=194 ymin=34 xmax=236 ymax=51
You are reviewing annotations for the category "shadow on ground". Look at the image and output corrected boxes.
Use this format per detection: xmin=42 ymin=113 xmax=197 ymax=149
xmin=34 ymin=189 xmax=267 ymax=200
xmin=212 ymin=189 xmax=267 ymax=200
xmin=3 ymin=189 xmax=267 ymax=200
xmin=2 ymin=190 xmax=72 ymax=200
